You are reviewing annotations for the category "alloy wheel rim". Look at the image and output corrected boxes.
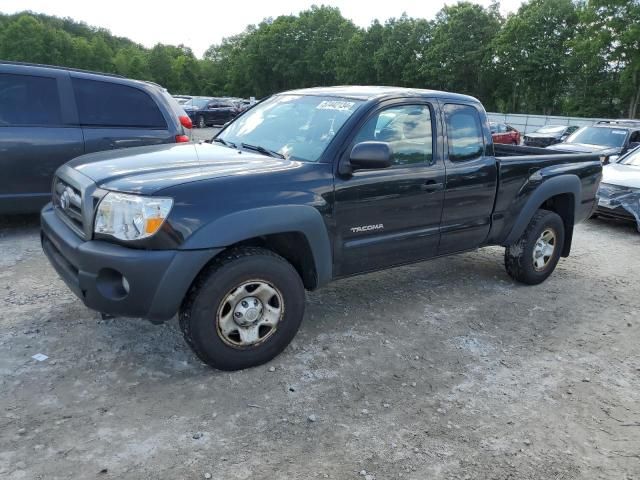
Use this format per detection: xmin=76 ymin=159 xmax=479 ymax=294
xmin=532 ymin=228 xmax=556 ymax=271
xmin=216 ymin=280 xmax=284 ymax=348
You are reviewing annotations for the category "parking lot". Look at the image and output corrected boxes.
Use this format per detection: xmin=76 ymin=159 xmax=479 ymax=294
xmin=191 ymin=127 xmax=220 ymax=143
xmin=1 ymin=213 xmax=638 ymax=479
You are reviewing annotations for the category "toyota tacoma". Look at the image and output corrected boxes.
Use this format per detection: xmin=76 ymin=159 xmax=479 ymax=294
xmin=41 ymin=86 xmax=602 ymax=370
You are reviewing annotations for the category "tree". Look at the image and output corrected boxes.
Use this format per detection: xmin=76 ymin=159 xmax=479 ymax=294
xmin=0 ymin=15 xmax=48 ymax=63
xmin=0 ymin=5 xmax=638 ymax=118
xmin=573 ymin=0 xmax=640 ymax=118
xmin=372 ymin=16 xmax=433 ymax=87
xmin=147 ymin=44 xmax=174 ymax=88
xmin=492 ymin=0 xmax=577 ymax=115
xmin=427 ymin=2 xmax=502 ymax=107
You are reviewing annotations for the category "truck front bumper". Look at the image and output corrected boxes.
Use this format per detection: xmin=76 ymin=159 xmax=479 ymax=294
xmin=41 ymin=204 xmax=221 ymax=322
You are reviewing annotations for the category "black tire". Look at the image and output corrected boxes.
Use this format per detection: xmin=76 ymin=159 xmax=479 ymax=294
xmin=504 ymin=209 xmax=565 ymax=285
xmin=179 ymin=247 xmax=305 ymax=371
xmin=196 ymin=115 xmax=206 ymax=129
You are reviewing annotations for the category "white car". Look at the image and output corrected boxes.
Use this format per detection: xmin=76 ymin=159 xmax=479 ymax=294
xmin=596 ymin=147 xmax=640 ymax=230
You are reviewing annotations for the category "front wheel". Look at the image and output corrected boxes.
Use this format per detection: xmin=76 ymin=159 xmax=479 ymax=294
xmin=179 ymin=247 xmax=305 ymax=370
xmin=504 ymin=209 xmax=565 ymax=285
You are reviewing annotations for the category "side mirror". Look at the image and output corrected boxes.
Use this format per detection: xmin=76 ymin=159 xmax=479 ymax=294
xmin=347 ymin=141 xmax=392 ymax=172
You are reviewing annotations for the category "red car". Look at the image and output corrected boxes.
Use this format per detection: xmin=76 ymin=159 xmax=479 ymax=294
xmin=490 ymin=122 xmax=521 ymax=145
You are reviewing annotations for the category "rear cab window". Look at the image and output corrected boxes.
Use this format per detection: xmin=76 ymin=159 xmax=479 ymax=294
xmin=443 ymin=104 xmax=485 ymax=162
xmin=0 ymin=73 xmax=62 ymax=126
xmin=72 ymin=78 xmax=166 ymax=128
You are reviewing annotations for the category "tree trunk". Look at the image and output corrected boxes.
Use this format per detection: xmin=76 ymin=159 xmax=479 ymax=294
xmin=629 ymin=70 xmax=640 ymax=119
xmin=630 ymin=84 xmax=640 ymax=119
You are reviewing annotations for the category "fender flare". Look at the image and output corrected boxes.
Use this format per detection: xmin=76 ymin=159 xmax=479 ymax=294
xmin=503 ymin=175 xmax=581 ymax=246
xmin=181 ymin=205 xmax=333 ymax=287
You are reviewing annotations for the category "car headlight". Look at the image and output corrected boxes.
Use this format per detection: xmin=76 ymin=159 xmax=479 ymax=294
xmin=94 ymin=192 xmax=173 ymax=241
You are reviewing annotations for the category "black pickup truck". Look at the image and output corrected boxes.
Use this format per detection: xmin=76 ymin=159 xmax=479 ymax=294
xmin=41 ymin=86 xmax=602 ymax=370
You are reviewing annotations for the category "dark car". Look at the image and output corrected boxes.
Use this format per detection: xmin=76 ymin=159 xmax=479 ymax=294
xmin=549 ymin=120 xmax=640 ymax=163
xmin=184 ymin=97 xmax=240 ymax=128
xmin=41 ymin=85 xmax=602 ymax=370
xmin=524 ymin=125 xmax=579 ymax=147
xmin=0 ymin=61 xmax=192 ymax=215
xmin=596 ymin=146 xmax=640 ymax=230
xmin=490 ymin=122 xmax=521 ymax=145
xmin=230 ymin=98 xmax=252 ymax=113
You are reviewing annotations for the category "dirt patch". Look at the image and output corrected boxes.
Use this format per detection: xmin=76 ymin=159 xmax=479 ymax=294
xmin=1 ymin=215 xmax=639 ymax=479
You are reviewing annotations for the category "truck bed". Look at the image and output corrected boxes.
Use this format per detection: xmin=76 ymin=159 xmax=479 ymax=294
xmin=488 ymin=143 xmax=603 ymax=247
xmin=494 ymin=143 xmax=599 ymax=159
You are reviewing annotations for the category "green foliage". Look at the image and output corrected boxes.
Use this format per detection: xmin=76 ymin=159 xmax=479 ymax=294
xmin=0 ymin=2 xmax=638 ymax=118
xmin=493 ymin=0 xmax=578 ymax=115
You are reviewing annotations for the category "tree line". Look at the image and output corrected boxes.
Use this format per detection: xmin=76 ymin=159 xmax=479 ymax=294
xmin=1 ymin=1 xmax=638 ymax=118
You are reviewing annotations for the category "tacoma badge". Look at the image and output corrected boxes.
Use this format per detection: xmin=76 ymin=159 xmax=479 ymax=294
xmin=350 ymin=224 xmax=384 ymax=233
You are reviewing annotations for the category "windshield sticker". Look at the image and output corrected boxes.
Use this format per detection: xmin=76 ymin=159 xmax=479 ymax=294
xmin=611 ymin=130 xmax=626 ymax=135
xmin=316 ymin=100 xmax=356 ymax=111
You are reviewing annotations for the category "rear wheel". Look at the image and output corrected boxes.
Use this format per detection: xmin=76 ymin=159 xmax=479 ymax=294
xmin=197 ymin=115 xmax=206 ymax=129
xmin=179 ymin=247 xmax=305 ymax=371
xmin=505 ymin=209 xmax=565 ymax=285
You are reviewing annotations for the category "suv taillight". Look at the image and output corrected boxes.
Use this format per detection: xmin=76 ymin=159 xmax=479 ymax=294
xmin=179 ymin=115 xmax=192 ymax=129
xmin=175 ymin=134 xmax=190 ymax=143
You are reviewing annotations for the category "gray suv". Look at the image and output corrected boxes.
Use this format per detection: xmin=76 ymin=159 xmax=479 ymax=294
xmin=0 ymin=62 xmax=192 ymax=214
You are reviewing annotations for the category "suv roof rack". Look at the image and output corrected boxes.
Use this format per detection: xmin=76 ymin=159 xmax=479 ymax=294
xmin=596 ymin=119 xmax=640 ymax=127
xmin=0 ymin=60 xmax=126 ymax=79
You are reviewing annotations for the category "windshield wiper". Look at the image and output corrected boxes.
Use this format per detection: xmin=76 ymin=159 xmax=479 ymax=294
xmin=211 ymin=137 xmax=236 ymax=148
xmin=240 ymin=143 xmax=285 ymax=159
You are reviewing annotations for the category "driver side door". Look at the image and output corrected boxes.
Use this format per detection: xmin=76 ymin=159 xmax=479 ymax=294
xmin=333 ymin=100 xmax=445 ymax=277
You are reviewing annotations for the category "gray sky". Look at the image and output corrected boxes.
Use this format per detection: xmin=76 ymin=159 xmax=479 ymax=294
xmin=0 ymin=0 xmax=525 ymax=58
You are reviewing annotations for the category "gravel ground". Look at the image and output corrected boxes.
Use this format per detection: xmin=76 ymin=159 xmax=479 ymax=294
xmin=1 ymin=212 xmax=639 ymax=480
xmin=191 ymin=127 xmax=220 ymax=143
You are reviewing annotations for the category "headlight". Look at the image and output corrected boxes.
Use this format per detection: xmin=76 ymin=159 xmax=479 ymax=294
xmin=94 ymin=192 xmax=173 ymax=241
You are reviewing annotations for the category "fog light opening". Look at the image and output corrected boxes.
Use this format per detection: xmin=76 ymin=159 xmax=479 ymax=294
xmin=122 ymin=276 xmax=130 ymax=295
xmin=96 ymin=268 xmax=129 ymax=301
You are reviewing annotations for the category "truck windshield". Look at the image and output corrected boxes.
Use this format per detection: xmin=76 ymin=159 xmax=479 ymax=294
xmin=217 ymin=94 xmax=363 ymax=162
xmin=620 ymin=148 xmax=640 ymax=166
xmin=565 ymin=126 xmax=627 ymax=148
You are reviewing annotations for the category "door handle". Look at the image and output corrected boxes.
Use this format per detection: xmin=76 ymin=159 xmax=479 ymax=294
xmin=421 ymin=181 xmax=443 ymax=192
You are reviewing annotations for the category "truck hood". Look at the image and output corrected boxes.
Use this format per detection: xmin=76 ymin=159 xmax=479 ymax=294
xmin=67 ymin=143 xmax=300 ymax=194
xmin=549 ymin=142 xmax=620 ymax=155
xmin=602 ymin=163 xmax=640 ymax=189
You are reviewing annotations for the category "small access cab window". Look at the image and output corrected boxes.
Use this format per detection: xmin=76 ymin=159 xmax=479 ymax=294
xmin=444 ymin=104 xmax=484 ymax=162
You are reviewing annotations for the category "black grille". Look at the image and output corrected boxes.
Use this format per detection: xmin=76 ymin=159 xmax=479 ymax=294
xmin=524 ymin=136 xmax=553 ymax=147
xmin=53 ymin=176 xmax=85 ymax=238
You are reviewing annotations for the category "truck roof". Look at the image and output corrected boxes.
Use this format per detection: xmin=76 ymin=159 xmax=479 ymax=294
xmin=281 ymin=85 xmax=480 ymax=104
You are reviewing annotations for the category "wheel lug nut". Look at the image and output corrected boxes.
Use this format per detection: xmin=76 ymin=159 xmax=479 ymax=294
xmin=234 ymin=312 xmax=242 ymax=318
xmin=241 ymin=300 xmax=248 ymax=308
